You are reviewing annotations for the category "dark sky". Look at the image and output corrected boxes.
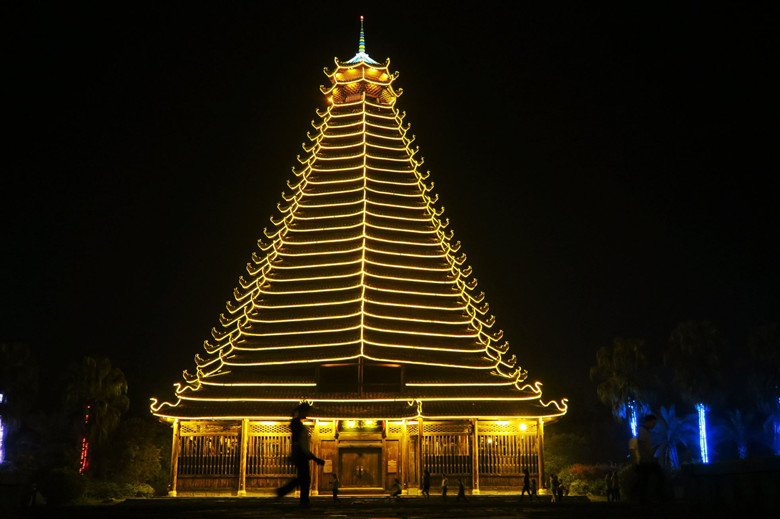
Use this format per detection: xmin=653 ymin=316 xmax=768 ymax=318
xmin=3 ymin=3 xmax=778 ymax=423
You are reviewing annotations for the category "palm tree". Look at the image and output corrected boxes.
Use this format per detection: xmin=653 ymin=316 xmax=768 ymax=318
xmin=666 ymin=321 xmax=727 ymax=463
xmin=653 ymin=405 xmax=697 ymax=469
xmin=65 ymin=357 xmax=130 ymax=476
xmin=716 ymin=409 xmax=759 ymax=459
xmin=745 ymin=324 xmax=780 ymax=454
xmin=590 ymin=338 xmax=651 ymax=436
xmin=0 ymin=343 xmax=39 ymax=465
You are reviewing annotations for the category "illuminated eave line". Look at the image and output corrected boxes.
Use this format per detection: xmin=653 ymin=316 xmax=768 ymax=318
xmin=406 ymin=381 xmax=517 ymax=387
xmin=236 ymin=324 xmax=361 ymax=337
xmin=247 ymin=312 xmax=361 ymax=324
xmin=367 ymin=299 xmax=466 ymax=312
xmin=364 ymin=312 xmax=471 ymax=326
xmin=251 ymin=298 xmax=362 ymax=310
xmin=266 ymin=258 xmax=363 ymax=269
xmin=260 ymin=272 xmax=360 ymax=283
xmin=363 ymin=339 xmax=482 ymax=351
xmin=364 ymin=187 xmax=422 ymax=197
xmin=361 ymin=353 xmax=496 ymax=370
xmin=256 ymin=284 xmax=360 ymax=295
xmin=221 ymin=354 xmax=361 ymax=367
xmin=177 ymin=395 xmax=541 ymax=403
xmin=323 ymin=131 xmax=404 ymax=142
xmin=200 ymin=381 xmax=317 ymax=387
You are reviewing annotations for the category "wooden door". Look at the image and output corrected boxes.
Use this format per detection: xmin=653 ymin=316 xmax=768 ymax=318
xmin=339 ymin=447 xmax=381 ymax=488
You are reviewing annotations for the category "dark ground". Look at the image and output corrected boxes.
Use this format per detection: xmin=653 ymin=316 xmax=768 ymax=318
xmin=18 ymin=496 xmax=716 ymax=519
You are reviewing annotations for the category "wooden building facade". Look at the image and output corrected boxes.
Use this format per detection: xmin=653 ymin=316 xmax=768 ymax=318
xmin=151 ymin=20 xmax=567 ymax=496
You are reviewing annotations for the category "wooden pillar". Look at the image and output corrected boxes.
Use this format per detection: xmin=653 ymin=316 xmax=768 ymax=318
xmin=311 ymin=420 xmax=320 ymax=496
xmin=471 ymin=418 xmax=480 ymax=495
xmin=168 ymin=419 xmax=181 ymax=497
xmin=537 ymin=418 xmax=545 ymax=489
xmin=238 ymin=419 xmax=249 ymax=496
xmin=417 ymin=416 xmax=424 ymax=491
xmin=400 ymin=421 xmax=408 ymax=493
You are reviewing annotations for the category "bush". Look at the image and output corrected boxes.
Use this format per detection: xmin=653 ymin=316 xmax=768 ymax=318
xmin=40 ymin=468 xmax=86 ymax=505
xmin=84 ymin=479 xmax=154 ymax=501
xmin=559 ymin=463 xmax=613 ymax=496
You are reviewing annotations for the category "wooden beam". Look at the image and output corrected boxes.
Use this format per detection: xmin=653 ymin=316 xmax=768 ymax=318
xmin=169 ymin=419 xmax=180 ymax=497
xmin=537 ymin=418 xmax=545 ymax=489
xmin=238 ymin=419 xmax=249 ymax=496
xmin=417 ymin=416 xmax=424 ymax=493
xmin=471 ymin=419 xmax=479 ymax=494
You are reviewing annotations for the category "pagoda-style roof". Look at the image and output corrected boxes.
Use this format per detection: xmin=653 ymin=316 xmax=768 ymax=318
xmin=151 ymin=21 xmax=567 ymax=424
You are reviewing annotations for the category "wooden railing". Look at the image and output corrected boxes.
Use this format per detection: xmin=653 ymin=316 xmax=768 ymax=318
xmin=247 ymin=435 xmax=296 ymax=476
xmin=422 ymin=433 xmax=472 ymax=475
xmin=178 ymin=434 xmax=240 ymax=476
xmin=477 ymin=433 xmax=538 ymax=475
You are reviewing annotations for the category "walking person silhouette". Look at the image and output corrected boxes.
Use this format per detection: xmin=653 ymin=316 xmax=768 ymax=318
xmin=275 ymin=403 xmax=325 ymax=507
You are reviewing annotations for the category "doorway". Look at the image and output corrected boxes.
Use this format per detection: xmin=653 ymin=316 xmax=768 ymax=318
xmin=338 ymin=447 xmax=382 ymax=488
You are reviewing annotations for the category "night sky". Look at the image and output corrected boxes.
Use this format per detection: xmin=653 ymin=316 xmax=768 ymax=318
xmin=4 ymin=3 xmax=778 ymax=427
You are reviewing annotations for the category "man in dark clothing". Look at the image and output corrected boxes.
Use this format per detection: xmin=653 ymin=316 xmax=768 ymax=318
xmin=635 ymin=414 xmax=664 ymax=503
xmin=276 ymin=403 xmax=325 ymax=507
xmin=519 ymin=468 xmax=532 ymax=501
xmin=422 ymin=469 xmax=431 ymax=498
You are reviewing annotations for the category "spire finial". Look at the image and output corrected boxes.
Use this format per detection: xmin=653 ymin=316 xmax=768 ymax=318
xmin=359 ymin=15 xmax=366 ymax=54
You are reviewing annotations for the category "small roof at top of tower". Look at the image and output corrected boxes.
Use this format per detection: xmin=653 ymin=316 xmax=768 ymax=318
xmin=345 ymin=16 xmax=379 ymax=65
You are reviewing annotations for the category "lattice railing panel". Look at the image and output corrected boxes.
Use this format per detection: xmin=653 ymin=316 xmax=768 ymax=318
xmin=248 ymin=422 xmax=290 ymax=435
xmin=387 ymin=423 xmax=404 ymax=435
xmin=180 ymin=421 xmax=241 ymax=436
xmin=422 ymin=433 xmax=471 ymax=475
xmin=477 ymin=433 xmax=538 ymax=475
xmin=246 ymin=435 xmax=296 ymax=476
xmin=477 ymin=422 xmax=517 ymax=434
xmin=178 ymin=434 xmax=240 ymax=475
xmin=423 ymin=422 xmax=470 ymax=435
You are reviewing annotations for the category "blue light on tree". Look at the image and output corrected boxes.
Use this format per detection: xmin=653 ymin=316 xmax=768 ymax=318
xmin=0 ymin=393 xmax=5 ymax=464
xmin=696 ymin=402 xmax=709 ymax=464
xmin=628 ymin=399 xmax=639 ymax=438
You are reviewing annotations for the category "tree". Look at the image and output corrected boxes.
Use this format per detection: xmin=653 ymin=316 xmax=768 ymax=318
xmin=666 ymin=321 xmax=727 ymax=463
xmin=653 ymin=405 xmax=697 ymax=469
xmin=590 ymin=338 xmax=651 ymax=436
xmin=65 ymin=357 xmax=130 ymax=476
xmin=715 ymin=409 xmax=761 ymax=460
xmin=745 ymin=324 xmax=780 ymax=454
xmin=0 ymin=343 xmax=39 ymax=466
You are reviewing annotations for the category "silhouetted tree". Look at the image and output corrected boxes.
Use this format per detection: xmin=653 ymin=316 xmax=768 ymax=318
xmin=0 ymin=343 xmax=39 ymax=466
xmin=715 ymin=409 xmax=762 ymax=460
xmin=666 ymin=321 xmax=727 ymax=463
xmin=653 ymin=405 xmax=697 ymax=469
xmin=590 ymin=338 xmax=651 ymax=436
xmin=65 ymin=357 xmax=130 ymax=476
xmin=745 ymin=324 xmax=780 ymax=454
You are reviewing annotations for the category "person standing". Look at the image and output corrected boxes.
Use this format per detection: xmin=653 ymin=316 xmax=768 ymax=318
xmin=441 ymin=473 xmax=448 ymax=499
xmin=422 ymin=469 xmax=431 ymax=498
xmin=330 ymin=474 xmax=341 ymax=503
xmin=611 ymin=471 xmax=621 ymax=502
xmin=520 ymin=468 xmax=532 ymax=501
xmin=605 ymin=471 xmax=614 ymax=502
xmin=275 ymin=403 xmax=325 ymax=507
xmin=530 ymin=478 xmax=540 ymax=501
xmin=456 ymin=478 xmax=468 ymax=502
xmin=635 ymin=414 xmax=663 ymax=503
xmin=390 ymin=478 xmax=402 ymax=499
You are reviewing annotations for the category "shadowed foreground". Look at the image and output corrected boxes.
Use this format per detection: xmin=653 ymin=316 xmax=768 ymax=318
xmin=21 ymin=496 xmax=706 ymax=518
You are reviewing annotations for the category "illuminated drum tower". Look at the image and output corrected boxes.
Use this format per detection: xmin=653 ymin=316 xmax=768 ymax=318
xmin=152 ymin=18 xmax=567 ymax=496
